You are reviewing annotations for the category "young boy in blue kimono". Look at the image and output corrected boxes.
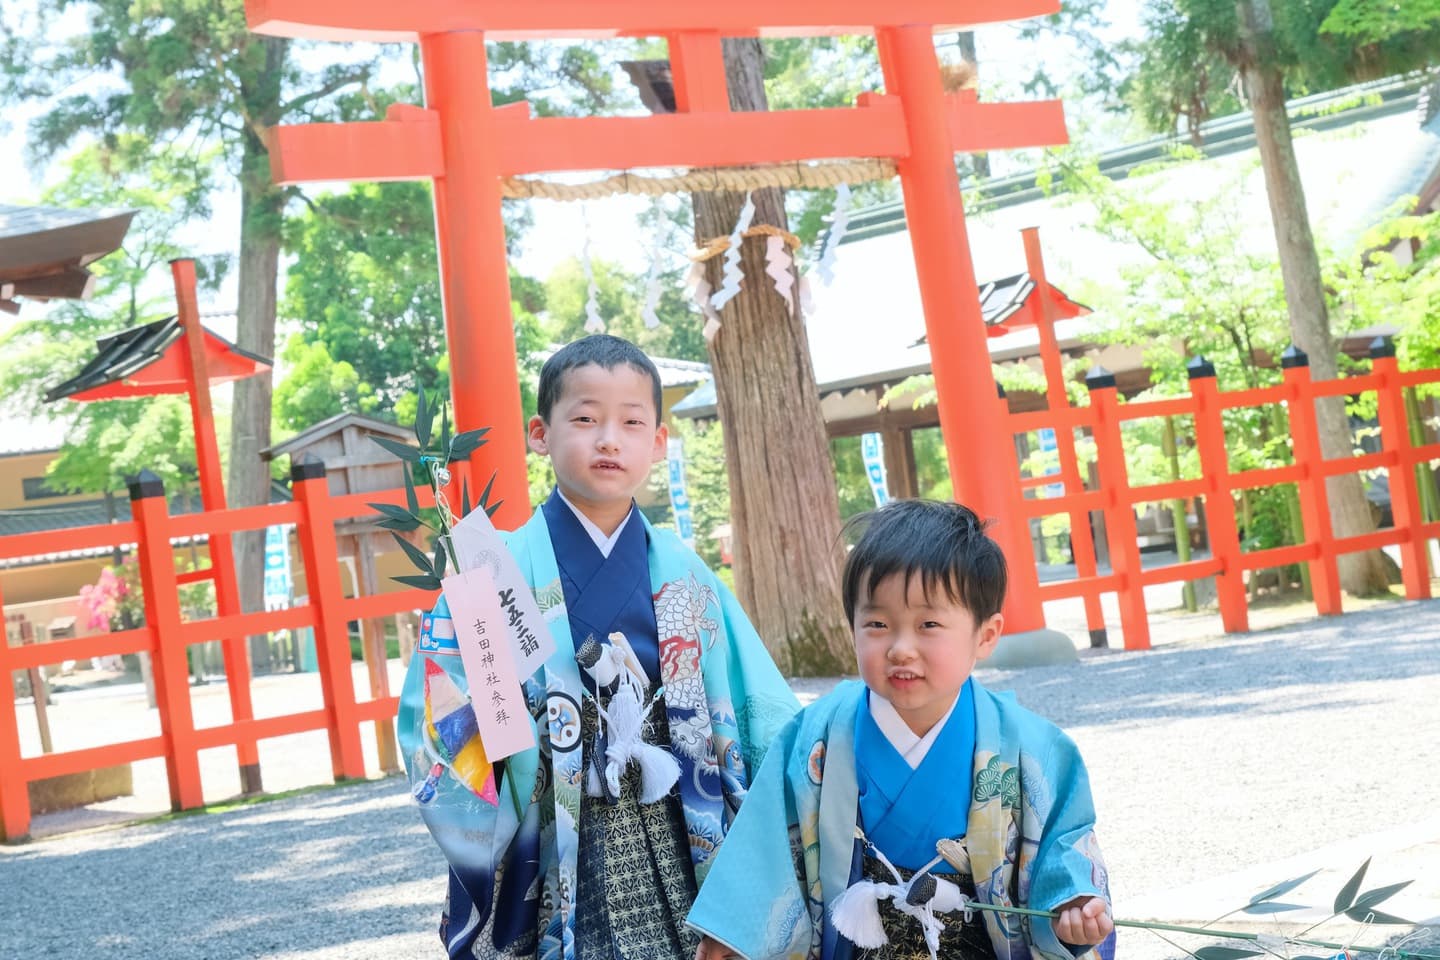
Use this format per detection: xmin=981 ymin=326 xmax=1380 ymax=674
xmin=688 ymin=500 xmax=1115 ymax=960
xmin=397 ymin=334 xmax=799 ymax=960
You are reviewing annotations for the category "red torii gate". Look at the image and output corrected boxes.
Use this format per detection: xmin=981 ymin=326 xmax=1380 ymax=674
xmin=244 ymin=0 xmax=1070 ymax=637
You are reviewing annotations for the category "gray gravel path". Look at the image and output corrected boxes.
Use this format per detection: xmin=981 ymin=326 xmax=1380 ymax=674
xmin=3 ymin=599 xmax=1437 ymax=959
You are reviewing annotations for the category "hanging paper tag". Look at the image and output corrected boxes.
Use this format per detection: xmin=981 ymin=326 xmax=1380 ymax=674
xmin=443 ymin=566 xmax=537 ymax=762
xmin=449 ymin=506 xmax=556 ymax=678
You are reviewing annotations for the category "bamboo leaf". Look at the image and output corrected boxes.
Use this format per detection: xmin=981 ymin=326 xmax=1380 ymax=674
xmin=369 ymin=502 xmax=416 ymax=523
xmin=1344 ymin=906 xmax=1412 ymax=925
xmin=434 ymin=537 xmax=448 ymax=580
xmin=405 ymin=464 xmax=419 ymax=515
xmin=478 ymin=471 xmax=497 ymax=510
xmin=1239 ymin=902 xmax=1306 ymax=915
xmin=1334 ymin=858 xmax=1371 ymax=913
xmin=439 ymin=402 xmax=451 ymax=461
xmin=485 ymin=498 xmax=503 ymax=519
xmin=448 ymin=427 xmax=492 ymax=462
xmin=461 ymin=477 xmax=472 ymax=518
xmin=377 ymin=516 xmax=422 ymax=532
xmin=1349 ymin=880 xmax=1412 ymax=912
xmin=393 ymin=574 xmax=443 ymax=591
xmin=416 ymin=388 xmax=433 ymax=449
xmin=392 ymin=532 xmax=435 ymax=576
xmin=1193 ymin=947 xmax=1262 ymax=960
xmin=1248 ymin=869 xmax=1321 ymax=905
xmin=373 ymin=436 xmax=423 ymax=463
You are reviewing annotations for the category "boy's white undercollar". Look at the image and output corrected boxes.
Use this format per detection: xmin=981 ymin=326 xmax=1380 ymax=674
xmin=555 ymin=488 xmax=633 ymax=558
xmin=868 ymin=688 xmax=962 ymax=770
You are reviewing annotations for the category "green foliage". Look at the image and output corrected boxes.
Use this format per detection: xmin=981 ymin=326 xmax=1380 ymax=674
xmin=272 ymin=337 xmax=368 ymax=432
xmin=1126 ymin=0 xmax=1440 ymax=135
xmin=539 ymin=256 xmax=708 ymax=364
xmin=1321 ymin=0 xmax=1440 ymax=43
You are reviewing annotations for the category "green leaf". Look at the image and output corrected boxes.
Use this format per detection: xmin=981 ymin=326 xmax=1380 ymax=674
xmin=415 ymin=387 xmax=433 ymax=450
xmin=439 ymin=402 xmax=451 ymax=462
xmin=1193 ymin=948 xmax=1262 ymax=960
xmin=448 ymin=427 xmax=492 ymax=462
xmin=478 ymin=471 xmax=497 ymax=511
xmin=462 ymin=477 xmax=473 ymax=518
xmin=377 ymin=516 xmax=422 ymax=532
xmin=485 ymin=498 xmax=504 ymax=519
xmin=373 ymin=436 xmax=423 ymax=463
xmin=393 ymin=574 xmax=443 ymax=591
xmin=392 ymin=532 xmax=435 ymax=577
xmin=405 ymin=464 xmax=419 ymax=515
xmin=1349 ymin=880 xmax=1412 ymax=912
xmin=369 ymin=502 xmax=417 ymax=524
xmin=1344 ymin=907 xmax=1412 ymax=925
xmin=1239 ymin=902 xmax=1306 ymax=915
xmin=434 ymin=536 xmax=448 ymax=580
xmin=1334 ymin=858 xmax=1371 ymax=913
xmin=1248 ymin=869 xmax=1321 ymax=905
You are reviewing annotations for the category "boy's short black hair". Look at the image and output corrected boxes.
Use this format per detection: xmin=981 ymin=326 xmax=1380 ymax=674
xmin=536 ymin=334 xmax=664 ymax=423
xmin=841 ymin=499 xmax=1008 ymax=626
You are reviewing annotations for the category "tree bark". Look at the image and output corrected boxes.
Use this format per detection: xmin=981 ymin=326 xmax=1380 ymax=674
xmin=230 ymin=36 xmax=289 ymax=669
xmin=1236 ymin=0 xmax=1390 ymax=596
xmin=690 ymin=37 xmax=851 ymax=676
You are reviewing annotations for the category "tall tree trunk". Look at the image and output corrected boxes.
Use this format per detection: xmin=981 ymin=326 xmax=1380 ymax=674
xmin=691 ymin=38 xmax=851 ymax=676
xmin=230 ymin=36 xmax=289 ymax=669
xmin=1236 ymin=0 xmax=1390 ymax=596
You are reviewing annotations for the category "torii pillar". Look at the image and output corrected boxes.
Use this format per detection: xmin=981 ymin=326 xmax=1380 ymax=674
xmin=244 ymin=0 xmax=1069 ymax=640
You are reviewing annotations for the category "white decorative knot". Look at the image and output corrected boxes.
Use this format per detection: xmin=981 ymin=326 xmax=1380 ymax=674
xmin=580 ymin=636 xmax=679 ymax=805
xmin=829 ymin=866 xmax=969 ymax=960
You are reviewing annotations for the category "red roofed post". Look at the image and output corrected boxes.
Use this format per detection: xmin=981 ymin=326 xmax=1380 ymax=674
xmin=244 ymin=0 xmax=1070 ymax=636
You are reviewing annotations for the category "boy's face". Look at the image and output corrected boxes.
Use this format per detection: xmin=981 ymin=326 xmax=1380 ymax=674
xmin=527 ymin=362 xmax=667 ymax=518
xmin=852 ymin=572 xmax=1002 ymax=737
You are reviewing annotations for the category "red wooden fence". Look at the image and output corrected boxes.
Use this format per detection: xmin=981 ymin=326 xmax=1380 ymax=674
xmin=1012 ymin=340 xmax=1440 ymax=650
xmin=0 ymin=457 xmax=440 ymax=841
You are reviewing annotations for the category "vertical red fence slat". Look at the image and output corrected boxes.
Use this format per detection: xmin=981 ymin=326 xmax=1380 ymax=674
xmin=1187 ymin=358 xmax=1250 ymax=633
xmin=290 ymin=457 xmax=367 ymax=781
xmin=1372 ymin=340 xmax=1433 ymax=599
xmin=0 ymin=578 xmax=30 ymax=841
xmin=1085 ymin=367 xmax=1151 ymax=650
xmin=171 ymin=259 xmax=262 ymax=794
xmin=130 ymin=470 xmax=205 ymax=811
xmin=1280 ymin=348 xmax=1343 ymax=616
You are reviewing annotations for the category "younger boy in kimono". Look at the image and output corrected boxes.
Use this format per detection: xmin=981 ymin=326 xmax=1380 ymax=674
xmin=397 ymin=334 xmax=799 ymax=960
xmin=688 ymin=499 xmax=1114 ymax=960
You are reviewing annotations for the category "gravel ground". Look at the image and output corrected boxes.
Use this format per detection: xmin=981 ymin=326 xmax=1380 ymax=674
xmin=4 ymin=598 xmax=1438 ymax=959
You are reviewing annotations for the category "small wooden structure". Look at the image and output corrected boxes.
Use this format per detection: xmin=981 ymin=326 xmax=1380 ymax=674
xmin=0 ymin=204 xmax=135 ymax=314
xmin=262 ymin=412 xmax=419 ymax=774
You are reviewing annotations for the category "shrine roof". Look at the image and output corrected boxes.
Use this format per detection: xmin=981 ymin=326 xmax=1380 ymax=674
xmin=0 ymin=204 xmax=136 ymax=313
xmin=43 ymin=315 xmax=273 ymax=403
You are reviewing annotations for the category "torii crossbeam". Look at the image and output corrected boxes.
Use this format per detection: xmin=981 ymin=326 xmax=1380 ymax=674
xmin=246 ymin=0 xmax=1070 ymax=637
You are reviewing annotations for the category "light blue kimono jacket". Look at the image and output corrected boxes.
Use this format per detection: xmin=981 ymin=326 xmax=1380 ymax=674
xmin=398 ymin=503 xmax=800 ymax=960
xmin=687 ymin=680 xmax=1112 ymax=960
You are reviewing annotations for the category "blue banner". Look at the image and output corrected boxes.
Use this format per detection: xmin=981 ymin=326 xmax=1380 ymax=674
xmin=860 ymin=433 xmax=889 ymax=506
xmin=666 ymin=438 xmax=696 ymax=549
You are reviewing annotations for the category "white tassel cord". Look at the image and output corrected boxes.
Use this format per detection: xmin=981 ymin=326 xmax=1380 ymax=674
xmin=828 ymin=842 xmax=970 ymax=960
xmin=579 ymin=641 xmax=679 ymax=805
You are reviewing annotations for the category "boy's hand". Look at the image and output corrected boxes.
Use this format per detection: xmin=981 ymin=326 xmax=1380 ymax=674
xmin=1052 ymin=895 xmax=1113 ymax=946
xmin=694 ymin=935 xmax=736 ymax=960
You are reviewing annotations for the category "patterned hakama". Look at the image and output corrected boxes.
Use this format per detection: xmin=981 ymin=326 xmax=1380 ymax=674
xmin=575 ymin=695 xmax=700 ymax=960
